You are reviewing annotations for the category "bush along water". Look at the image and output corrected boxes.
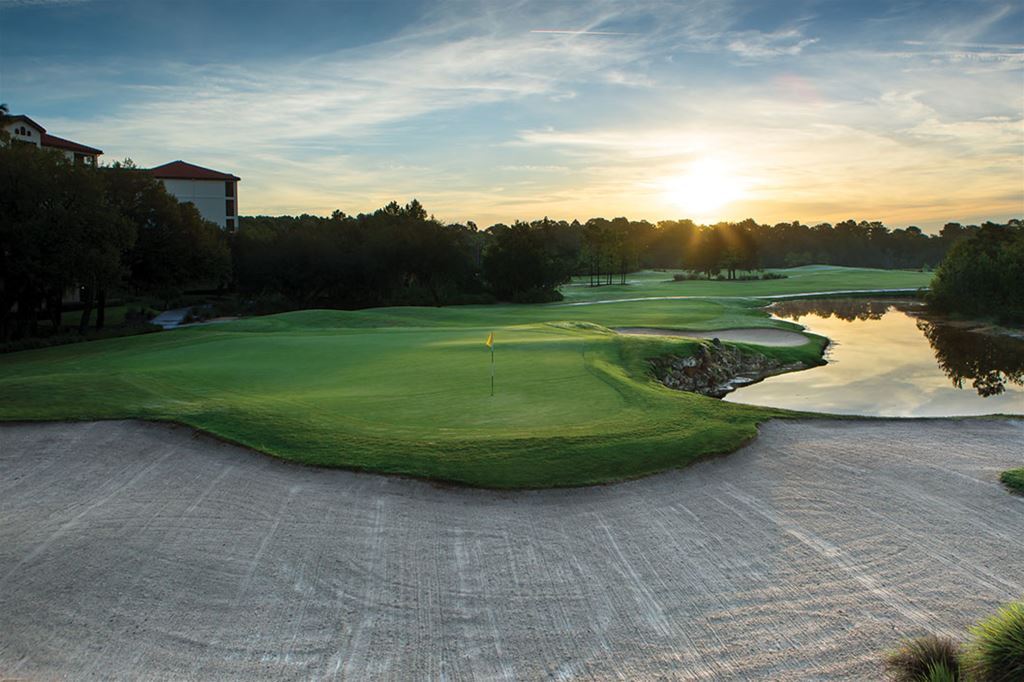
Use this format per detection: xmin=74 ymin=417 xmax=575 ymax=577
xmin=928 ymin=222 xmax=1024 ymax=324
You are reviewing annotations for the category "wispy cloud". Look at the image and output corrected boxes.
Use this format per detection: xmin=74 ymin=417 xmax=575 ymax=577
xmin=529 ymin=29 xmax=634 ymax=36
xmin=903 ymin=40 xmax=1024 ymax=50
xmin=5 ymin=0 xmax=1021 ymax=227
xmin=726 ymin=29 xmax=819 ymax=59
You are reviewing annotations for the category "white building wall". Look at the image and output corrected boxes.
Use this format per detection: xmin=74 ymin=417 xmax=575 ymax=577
xmin=4 ymin=122 xmax=43 ymax=147
xmin=49 ymin=149 xmax=97 ymax=164
xmin=5 ymin=122 xmax=98 ymax=164
xmin=158 ymin=178 xmax=237 ymax=228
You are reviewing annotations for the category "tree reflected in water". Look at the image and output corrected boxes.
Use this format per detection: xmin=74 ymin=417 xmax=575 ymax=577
xmin=770 ymin=298 xmax=1024 ymax=397
xmin=771 ymin=297 xmax=909 ymax=322
xmin=915 ymin=319 xmax=1024 ymax=397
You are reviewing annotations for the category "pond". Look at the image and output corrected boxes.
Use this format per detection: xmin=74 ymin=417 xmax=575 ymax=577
xmin=724 ymin=298 xmax=1024 ymax=417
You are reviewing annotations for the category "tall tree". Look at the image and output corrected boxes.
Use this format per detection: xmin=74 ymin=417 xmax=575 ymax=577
xmin=105 ymin=160 xmax=231 ymax=307
xmin=928 ymin=222 xmax=1024 ymax=323
xmin=0 ymin=140 xmax=134 ymax=338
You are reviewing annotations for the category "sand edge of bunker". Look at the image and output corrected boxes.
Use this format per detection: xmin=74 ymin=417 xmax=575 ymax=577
xmin=4 ymin=414 xmax=1022 ymax=492
xmin=614 ymin=326 xmax=810 ymax=347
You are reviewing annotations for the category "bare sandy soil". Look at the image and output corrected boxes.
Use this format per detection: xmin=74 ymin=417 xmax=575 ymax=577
xmin=1 ymin=419 xmax=1022 ymax=681
xmin=616 ymin=326 xmax=809 ymax=346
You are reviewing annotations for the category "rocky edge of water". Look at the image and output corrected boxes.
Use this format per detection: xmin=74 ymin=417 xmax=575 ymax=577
xmin=650 ymin=339 xmax=808 ymax=398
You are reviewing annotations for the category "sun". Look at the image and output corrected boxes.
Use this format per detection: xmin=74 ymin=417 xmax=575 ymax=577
xmin=662 ymin=159 xmax=746 ymax=219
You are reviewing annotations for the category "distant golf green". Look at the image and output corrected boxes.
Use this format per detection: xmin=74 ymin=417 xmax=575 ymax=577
xmin=562 ymin=265 xmax=930 ymax=302
xmin=0 ymin=266 xmax=930 ymax=487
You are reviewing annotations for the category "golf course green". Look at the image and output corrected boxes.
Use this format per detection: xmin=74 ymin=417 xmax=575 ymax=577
xmin=0 ymin=266 xmax=931 ymax=487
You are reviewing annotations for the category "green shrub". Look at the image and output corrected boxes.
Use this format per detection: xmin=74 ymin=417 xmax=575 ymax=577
xmin=1000 ymin=469 xmax=1024 ymax=494
xmin=924 ymin=660 xmax=961 ymax=682
xmin=886 ymin=635 xmax=962 ymax=681
xmin=964 ymin=601 xmax=1024 ymax=681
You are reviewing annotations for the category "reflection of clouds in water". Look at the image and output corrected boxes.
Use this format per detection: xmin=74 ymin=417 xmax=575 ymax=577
xmin=729 ymin=299 xmax=1024 ymax=416
xmin=910 ymin=386 xmax=1021 ymax=418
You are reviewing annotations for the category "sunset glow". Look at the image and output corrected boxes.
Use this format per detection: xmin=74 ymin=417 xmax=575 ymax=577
xmin=1 ymin=1 xmax=1020 ymax=229
xmin=662 ymin=160 xmax=748 ymax=220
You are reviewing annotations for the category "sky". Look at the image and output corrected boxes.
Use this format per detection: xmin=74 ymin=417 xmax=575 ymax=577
xmin=1 ymin=0 xmax=1022 ymax=231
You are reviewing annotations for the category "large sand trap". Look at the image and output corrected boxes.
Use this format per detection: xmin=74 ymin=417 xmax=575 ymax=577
xmin=1 ymin=419 xmax=1022 ymax=680
xmin=616 ymin=326 xmax=809 ymax=346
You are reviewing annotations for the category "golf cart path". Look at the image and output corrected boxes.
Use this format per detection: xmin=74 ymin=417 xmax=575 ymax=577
xmin=615 ymin=326 xmax=809 ymax=346
xmin=1 ymin=419 xmax=1022 ymax=680
xmin=149 ymin=307 xmax=192 ymax=329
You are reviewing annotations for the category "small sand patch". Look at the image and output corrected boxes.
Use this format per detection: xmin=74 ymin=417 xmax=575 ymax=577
xmin=616 ymin=326 xmax=808 ymax=347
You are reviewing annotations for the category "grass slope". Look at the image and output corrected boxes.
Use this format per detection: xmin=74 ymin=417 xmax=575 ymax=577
xmin=0 ymin=267 xmax=914 ymax=488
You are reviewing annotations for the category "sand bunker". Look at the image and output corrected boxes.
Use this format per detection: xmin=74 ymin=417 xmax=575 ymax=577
xmin=616 ymin=326 xmax=809 ymax=346
xmin=2 ymin=419 xmax=1022 ymax=680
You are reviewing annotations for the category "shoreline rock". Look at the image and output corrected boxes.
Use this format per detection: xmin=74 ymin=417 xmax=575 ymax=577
xmin=650 ymin=340 xmax=808 ymax=398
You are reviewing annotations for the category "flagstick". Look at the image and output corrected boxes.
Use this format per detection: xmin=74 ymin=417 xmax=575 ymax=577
xmin=490 ymin=341 xmax=495 ymax=397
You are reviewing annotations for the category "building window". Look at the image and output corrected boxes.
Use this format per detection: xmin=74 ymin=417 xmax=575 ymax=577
xmin=225 ymin=181 xmax=234 ymax=197
xmin=226 ymin=218 xmax=235 ymax=230
xmin=226 ymin=199 xmax=235 ymax=216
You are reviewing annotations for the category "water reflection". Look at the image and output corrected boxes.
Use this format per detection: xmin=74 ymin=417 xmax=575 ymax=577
xmin=916 ymin=318 xmax=1024 ymax=397
xmin=770 ymin=298 xmax=1024 ymax=397
xmin=771 ymin=297 xmax=894 ymax=323
xmin=725 ymin=298 xmax=1024 ymax=417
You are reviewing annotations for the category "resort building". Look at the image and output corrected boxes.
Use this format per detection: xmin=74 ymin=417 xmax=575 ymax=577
xmin=3 ymin=115 xmax=103 ymax=165
xmin=5 ymin=115 xmax=241 ymax=231
xmin=149 ymin=160 xmax=241 ymax=231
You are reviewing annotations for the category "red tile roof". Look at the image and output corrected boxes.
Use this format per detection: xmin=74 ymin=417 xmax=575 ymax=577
xmin=41 ymin=133 xmax=103 ymax=155
xmin=150 ymin=160 xmax=240 ymax=181
xmin=9 ymin=115 xmax=102 ymax=155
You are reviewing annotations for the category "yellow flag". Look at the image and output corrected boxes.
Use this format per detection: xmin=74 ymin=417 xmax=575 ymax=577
xmin=485 ymin=332 xmax=494 ymax=348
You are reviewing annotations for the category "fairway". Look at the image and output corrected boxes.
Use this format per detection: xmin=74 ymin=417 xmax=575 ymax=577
xmin=0 ymin=267 xmax=930 ymax=487
xmin=561 ymin=265 xmax=930 ymax=302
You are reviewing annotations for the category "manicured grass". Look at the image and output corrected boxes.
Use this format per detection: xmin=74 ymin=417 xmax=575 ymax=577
xmin=563 ymin=265 xmax=932 ymax=302
xmin=1000 ymin=468 xmax=1024 ymax=494
xmin=0 ymin=267 xmax=888 ymax=488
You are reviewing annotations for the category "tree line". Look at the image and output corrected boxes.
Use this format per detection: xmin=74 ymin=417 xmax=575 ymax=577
xmin=0 ymin=144 xmax=231 ymax=341
xmin=234 ymin=213 xmax=1014 ymax=307
xmin=4 ymin=109 xmax=1020 ymax=340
